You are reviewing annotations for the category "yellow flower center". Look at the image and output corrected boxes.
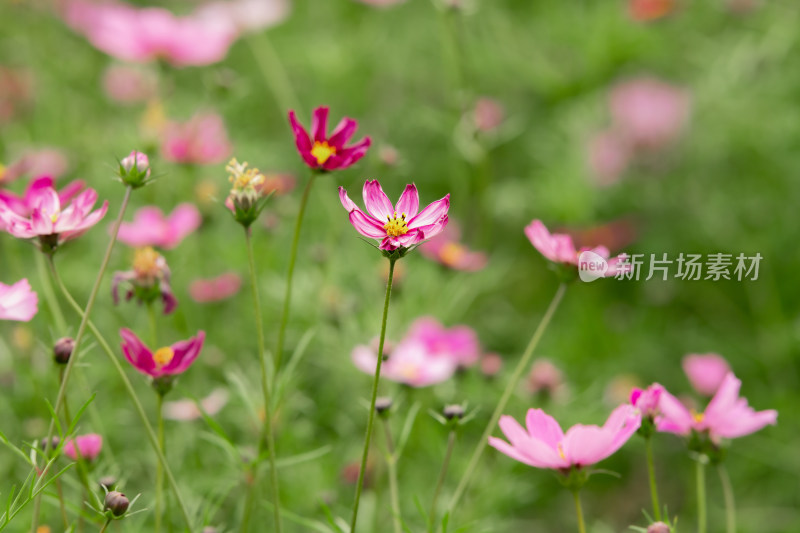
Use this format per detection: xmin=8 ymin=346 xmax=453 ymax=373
xmin=439 ymin=242 xmax=466 ymax=266
xmin=310 ymin=141 xmax=336 ymax=165
xmin=226 ymin=158 xmax=264 ymax=192
xmin=691 ymin=409 xmax=705 ymax=424
xmin=133 ymin=247 xmax=163 ymax=280
xmin=50 ymin=213 xmax=59 ymax=224
xmin=383 ymin=212 xmax=409 ymax=237
xmin=0 ymin=162 xmax=6 ymax=183
xmin=153 ymin=347 xmax=175 ymax=369
xmin=557 ymin=443 xmax=566 ymax=460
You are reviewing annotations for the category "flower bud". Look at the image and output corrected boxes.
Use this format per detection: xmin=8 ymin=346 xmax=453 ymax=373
xmin=39 ymin=436 xmax=60 ymax=454
xmin=104 ymin=491 xmax=129 ymax=517
xmin=98 ymin=476 xmax=117 ymax=491
xmin=226 ymin=158 xmax=266 ymax=228
xmin=647 ymin=522 xmax=671 ymax=533
xmin=118 ymin=150 xmax=151 ymax=188
xmin=375 ymin=396 xmax=393 ymax=416
xmin=443 ymin=404 xmax=465 ymax=420
xmin=53 ymin=337 xmax=75 ymax=365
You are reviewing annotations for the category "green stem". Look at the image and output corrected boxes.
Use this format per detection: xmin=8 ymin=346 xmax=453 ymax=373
xmin=696 ymin=456 xmax=707 ymax=533
xmin=55 ymin=478 xmax=69 ymax=530
xmin=59 ymin=368 xmax=94 ymax=501
xmin=645 ymin=436 xmax=662 ymax=522
xmin=99 ymin=517 xmax=112 ymax=533
xmin=241 ymin=229 xmax=282 ymax=533
xmin=147 ymin=301 xmax=159 ymax=347
xmin=381 ymin=419 xmax=402 ymax=533
xmin=32 ymin=186 xmax=133 ymax=533
xmin=573 ymin=490 xmax=586 ymax=533
xmin=247 ymin=32 xmax=302 ymax=116
xmin=718 ymin=463 xmax=736 ymax=533
xmin=48 ymin=262 xmax=194 ymax=530
xmin=36 ymin=252 xmax=68 ymax=334
xmin=428 ymin=430 xmax=457 ymax=533
xmin=155 ymin=394 xmax=164 ymax=533
xmin=350 ymin=258 xmax=397 ymax=533
xmin=274 ymin=172 xmax=316 ymax=372
xmin=448 ymin=283 xmax=567 ymax=512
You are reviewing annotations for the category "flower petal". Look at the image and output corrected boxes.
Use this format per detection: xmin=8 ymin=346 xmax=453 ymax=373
xmin=395 ymin=183 xmax=419 ymax=219
xmin=362 ymin=180 xmax=394 ymax=221
xmin=338 ymin=186 xmax=358 ymax=213
xmin=349 ymin=209 xmax=387 ymax=239
xmin=408 ymin=194 xmax=449 ymax=229
xmin=327 ymin=117 xmax=357 ymax=149
xmin=311 ymin=106 xmax=329 ymax=143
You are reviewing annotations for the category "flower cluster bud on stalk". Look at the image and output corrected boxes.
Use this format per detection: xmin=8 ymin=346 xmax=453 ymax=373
xmin=226 ymin=158 xmax=269 ymax=228
xmin=118 ymin=150 xmax=152 ymax=188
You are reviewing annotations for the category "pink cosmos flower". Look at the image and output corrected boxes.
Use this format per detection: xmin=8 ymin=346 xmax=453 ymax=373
xmin=102 ymin=64 xmax=157 ymax=104
xmin=489 ymin=405 xmax=641 ymax=470
xmin=189 ymin=272 xmax=242 ymax=303
xmin=64 ymin=0 xmax=238 ymax=67
xmin=117 ymin=204 xmax=201 ymax=249
xmin=288 ymin=106 xmax=371 ymax=171
xmin=630 ymin=383 xmax=664 ymax=418
xmin=163 ymin=388 xmax=229 ymax=421
xmin=1 ymin=149 xmax=69 ymax=184
xmin=63 ymin=433 xmax=103 ymax=461
xmin=480 ymin=353 xmax=503 ymax=377
xmin=195 ymin=0 xmax=290 ymax=34
xmin=527 ymin=358 xmax=566 ymax=396
xmin=682 ymin=353 xmax=731 ymax=396
xmin=339 ymin=181 xmax=449 ymax=251
xmin=120 ymin=328 xmax=205 ymax=379
xmin=419 ymin=223 xmax=487 ymax=271
xmin=0 ymin=279 xmax=38 ymax=322
xmin=586 ymin=130 xmax=631 ymax=186
xmin=0 ymin=184 xmax=107 ymax=252
xmin=406 ymin=316 xmax=480 ymax=368
xmin=161 ymin=112 xmax=232 ymax=165
xmin=0 ymin=176 xmax=85 ymax=219
xmin=657 ymin=373 xmax=777 ymax=442
xmin=524 ymin=219 xmax=627 ymax=275
xmin=352 ymin=337 xmax=458 ymax=388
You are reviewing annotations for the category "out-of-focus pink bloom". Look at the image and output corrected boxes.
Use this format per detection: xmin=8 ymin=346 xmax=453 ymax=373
xmin=117 ymin=204 xmax=201 ymax=249
xmin=630 ymin=383 xmax=664 ymax=418
xmin=406 ymin=316 xmax=481 ymax=368
xmin=527 ymin=358 xmax=565 ymax=395
xmin=63 ymin=433 xmax=103 ymax=461
xmin=161 ymin=112 xmax=232 ymax=165
xmin=524 ymin=219 xmax=627 ymax=275
xmin=102 ymin=64 xmax=157 ymax=104
xmin=0 ymin=279 xmax=38 ymax=322
xmin=112 ymin=247 xmax=177 ymax=314
xmin=682 ymin=353 xmax=731 ymax=396
xmin=647 ymin=522 xmax=671 ymax=533
xmin=196 ymin=0 xmax=289 ymax=34
xmin=163 ymin=388 xmax=229 ymax=421
xmin=259 ymin=173 xmax=296 ymax=196
xmin=339 ymin=181 xmax=449 ymax=251
xmin=587 ymin=130 xmax=631 ymax=186
xmin=609 ymin=78 xmax=691 ymax=150
xmin=480 ymin=353 xmax=503 ymax=377
xmin=64 ymin=0 xmax=238 ymax=67
xmin=379 ymin=145 xmax=399 ymax=166
xmin=189 ymin=273 xmax=242 ymax=303
xmin=489 ymin=405 xmax=641 ymax=470
xmin=629 ymin=0 xmax=676 ymax=21
xmin=657 ymin=373 xmax=777 ymax=442
xmin=419 ymin=223 xmax=487 ymax=271
xmin=0 ymin=176 xmax=85 ymax=218
xmin=473 ymin=98 xmax=505 ymax=132
xmin=354 ymin=0 xmax=408 ymax=7
xmin=0 ymin=184 xmax=107 ymax=252
xmin=0 ymin=67 xmax=33 ymax=124
xmin=1 ymin=149 xmax=69 ymax=184
xmin=120 ymin=328 xmax=205 ymax=379
xmin=288 ymin=106 xmax=371 ymax=171
xmin=352 ymin=338 xmax=458 ymax=388
xmin=562 ymin=218 xmax=638 ymax=255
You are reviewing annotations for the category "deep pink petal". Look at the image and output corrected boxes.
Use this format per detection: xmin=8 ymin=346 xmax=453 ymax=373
xmin=327 ymin=117 xmax=357 ymax=149
xmin=395 ymin=184 xmax=419 ymax=219
xmin=288 ymin=110 xmax=313 ymax=154
xmin=408 ymin=194 xmax=449 ymax=229
xmin=119 ymin=328 xmax=156 ymax=376
xmin=362 ymin=180 xmax=395 ymax=221
xmin=311 ymin=106 xmax=329 ymax=143
xmin=338 ymin=186 xmax=358 ymax=213
xmin=349 ymin=209 xmax=387 ymax=239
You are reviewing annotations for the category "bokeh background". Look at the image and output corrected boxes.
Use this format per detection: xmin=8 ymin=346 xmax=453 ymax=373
xmin=1 ymin=0 xmax=798 ymax=531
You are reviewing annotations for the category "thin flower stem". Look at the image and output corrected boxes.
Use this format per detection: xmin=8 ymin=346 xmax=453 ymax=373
xmin=645 ymin=436 xmax=662 ymax=521
xmin=718 ymin=463 xmax=736 ymax=533
xmin=380 ymin=418 xmax=402 ymax=533
xmin=99 ymin=517 xmax=112 ymax=533
xmin=248 ymin=32 xmax=302 ymax=117
xmin=155 ymin=394 xmax=164 ymax=533
xmin=59 ymin=369 xmax=94 ymax=501
xmin=274 ymin=172 xmax=316 ymax=372
xmin=572 ymin=490 xmax=587 ymax=533
xmin=696 ymin=456 xmax=707 ymax=533
xmin=241 ymin=229 xmax=282 ymax=533
xmin=448 ymin=283 xmax=567 ymax=512
xmin=428 ymin=430 xmax=457 ymax=533
xmin=55 ymin=479 xmax=69 ymax=530
xmin=350 ymin=258 xmax=397 ymax=533
xmin=47 ymin=263 xmax=194 ymax=530
xmin=147 ymin=301 xmax=159 ymax=347
xmin=36 ymin=252 xmax=68 ymax=334
xmin=32 ymin=186 xmax=133 ymax=533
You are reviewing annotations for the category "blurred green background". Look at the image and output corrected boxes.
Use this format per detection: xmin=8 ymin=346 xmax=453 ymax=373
xmin=1 ymin=0 xmax=798 ymax=531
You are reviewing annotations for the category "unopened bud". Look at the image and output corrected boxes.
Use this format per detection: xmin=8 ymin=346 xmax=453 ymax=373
xmin=53 ymin=337 xmax=75 ymax=365
xmin=443 ymin=404 xmax=465 ymax=420
xmin=119 ymin=150 xmax=151 ymax=188
xmin=104 ymin=491 xmax=129 ymax=517
xmin=98 ymin=476 xmax=117 ymax=491
xmin=375 ymin=397 xmax=393 ymax=416
xmin=39 ymin=436 xmax=60 ymax=454
xmin=647 ymin=522 xmax=670 ymax=533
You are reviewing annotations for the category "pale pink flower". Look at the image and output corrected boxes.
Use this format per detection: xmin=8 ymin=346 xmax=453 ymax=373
xmin=682 ymin=353 xmax=731 ymax=396
xmin=489 ymin=405 xmax=641 ymax=470
xmin=189 ymin=273 xmax=242 ymax=303
xmin=195 ymin=0 xmax=289 ymax=34
xmin=354 ymin=0 xmax=408 ymax=6
xmin=1 ymin=149 xmax=69 ymax=184
xmin=609 ymin=77 xmax=691 ymax=150
xmin=0 ymin=279 xmax=38 ymax=322
xmin=480 ymin=353 xmax=503 ymax=377
xmin=352 ymin=338 xmax=458 ymax=388
xmin=339 ymin=181 xmax=449 ymax=252
xmin=630 ymin=383 xmax=664 ymax=418
xmin=0 ymin=176 xmax=85 ymax=219
xmin=586 ymin=130 xmax=631 ymax=186
xmin=163 ymin=388 xmax=229 ymax=421
xmin=406 ymin=316 xmax=481 ymax=368
xmin=473 ymin=98 xmax=505 ymax=132
xmin=117 ymin=204 xmax=201 ymax=249
xmin=419 ymin=223 xmax=487 ymax=271
xmin=524 ymin=219 xmax=628 ymax=275
xmin=161 ymin=113 xmax=232 ymax=165
xmin=657 ymin=373 xmax=777 ymax=442
xmin=63 ymin=433 xmax=103 ymax=461
xmin=102 ymin=64 xmax=157 ymax=104
xmin=527 ymin=358 xmax=565 ymax=396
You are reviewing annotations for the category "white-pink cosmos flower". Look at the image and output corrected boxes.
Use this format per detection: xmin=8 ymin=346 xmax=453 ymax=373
xmin=0 ymin=279 xmax=38 ymax=322
xmin=406 ymin=316 xmax=480 ymax=368
xmin=352 ymin=338 xmax=458 ymax=388
xmin=489 ymin=405 xmax=641 ymax=470
xmin=657 ymin=373 xmax=777 ymax=442
xmin=524 ymin=219 xmax=627 ymax=276
xmin=339 ymin=180 xmax=449 ymax=251
xmin=682 ymin=353 xmax=731 ymax=396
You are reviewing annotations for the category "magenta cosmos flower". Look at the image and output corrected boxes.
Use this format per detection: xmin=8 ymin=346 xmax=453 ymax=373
xmin=682 ymin=353 xmax=731 ymax=396
xmin=419 ymin=223 xmax=487 ymax=271
xmin=339 ymin=180 xmax=449 ymax=251
xmin=120 ymin=328 xmax=205 ymax=379
xmin=352 ymin=337 xmax=458 ymax=388
xmin=657 ymin=373 xmax=777 ymax=442
xmin=0 ymin=183 xmax=107 ymax=252
xmin=63 ymin=433 xmax=103 ymax=461
xmin=117 ymin=204 xmax=201 ymax=249
xmin=0 ymin=279 xmax=38 ymax=322
xmin=489 ymin=405 xmax=641 ymax=470
xmin=161 ymin=112 xmax=232 ymax=165
xmin=524 ymin=219 xmax=627 ymax=276
xmin=630 ymin=383 xmax=664 ymax=418
xmin=406 ymin=316 xmax=481 ymax=368
xmin=289 ymin=106 xmax=371 ymax=171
